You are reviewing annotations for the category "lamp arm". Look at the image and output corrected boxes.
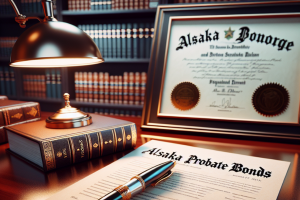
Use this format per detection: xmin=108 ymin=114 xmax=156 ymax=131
xmin=8 ymin=0 xmax=42 ymax=28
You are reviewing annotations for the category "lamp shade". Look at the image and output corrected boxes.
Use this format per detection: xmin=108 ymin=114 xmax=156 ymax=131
xmin=10 ymin=21 xmax=104 ymax=67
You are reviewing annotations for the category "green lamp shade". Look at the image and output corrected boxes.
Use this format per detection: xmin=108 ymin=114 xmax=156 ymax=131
xmin=10 ymin=21 xmax=104 ymax=67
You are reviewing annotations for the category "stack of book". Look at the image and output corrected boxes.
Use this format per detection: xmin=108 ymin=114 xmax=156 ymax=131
xmin=0 ymin=37 xmax=18 ymax=59
xmin=78 ymin=23 xmax=154 ymax=59
xmin=74 ymin=71 xmax=147 ymax=105
xmin=0 ymin=66 xmax=16 ymax=96
xmin=68 ymin=0 xmax=158 ymax=11
xmin=0 ymin=100 xmax=41 ymax=144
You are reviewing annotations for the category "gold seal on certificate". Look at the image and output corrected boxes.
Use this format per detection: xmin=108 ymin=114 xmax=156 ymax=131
xmin=171 ymin=82 xmax=200 ymax=111
xmin=252 ymin=83 xmax=289 ymax=117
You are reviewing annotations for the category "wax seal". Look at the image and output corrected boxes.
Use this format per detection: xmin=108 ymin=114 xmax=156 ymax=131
xmin=252 ymin=83 xmax=289 ymax=117
xmin=171 ymin=82 xmax=200 ymax=111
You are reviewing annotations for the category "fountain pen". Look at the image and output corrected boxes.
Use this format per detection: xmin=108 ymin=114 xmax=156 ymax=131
xmin=99 ymin=160 xmax=176 ymax=200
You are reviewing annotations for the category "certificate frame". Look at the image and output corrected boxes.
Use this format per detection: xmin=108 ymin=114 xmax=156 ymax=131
xmin=141 ymin=1 xmax=300 ymax=143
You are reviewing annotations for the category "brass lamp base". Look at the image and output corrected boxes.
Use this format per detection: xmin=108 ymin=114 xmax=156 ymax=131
xmin=46 ymin=93 xmax=93 ymax=129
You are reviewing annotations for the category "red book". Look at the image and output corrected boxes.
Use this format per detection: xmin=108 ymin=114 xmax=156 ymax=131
xmin=109 ymin=75 xmax=114 ymax=104
xmin=128 ymin=72 xmax=134 ymax=105
xmin=78 ymin=72 xmax=84 ymax=101
xmin=75 ymin=72 xmax=79 ymax=101
xmin=134 ymin=72 xmax=140 ymax=105
xmin=93 ymin=72 xmax=98 ymax=103
xmin=114 ymin=75 xmax=119 ymax=104
xmin=88 ymin=72 xmax=93 ymax=102
xmin=104 ymin=73 xmax=110 ymax=103
xmin=83 ymin=72 xmax=88 ymax=102
xmin=118 ymin=76 xmax=123 ymax=104
xmin=99 ymin=72 xmax=104 ymax=103
xmin=123 ymin=72 xmax=128 ymax=104
xmin=140 ymin=72 xmax=147 ymax=105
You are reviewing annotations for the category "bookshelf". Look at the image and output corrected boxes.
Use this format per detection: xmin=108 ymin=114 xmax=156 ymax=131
xmin=0 ymin=0 xmax=250 ymax=114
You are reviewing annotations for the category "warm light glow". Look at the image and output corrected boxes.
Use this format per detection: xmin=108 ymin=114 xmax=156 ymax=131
xmin=10 ymin=57 xmax=104 ymax=67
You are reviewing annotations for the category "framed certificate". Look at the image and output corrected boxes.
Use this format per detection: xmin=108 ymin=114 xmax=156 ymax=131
xmin=141 ymin=1 xmax=300 ymax=143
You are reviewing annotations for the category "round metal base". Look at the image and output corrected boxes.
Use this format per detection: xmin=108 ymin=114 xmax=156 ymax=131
xmin=46 ymin=114 xmax=92 ymax=129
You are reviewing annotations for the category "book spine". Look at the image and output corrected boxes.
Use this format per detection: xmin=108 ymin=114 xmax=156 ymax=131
xmin=121 ymin=24 xmax=127 ymax=58
xmin=109 ymin=75 xmax=114 ymax=104
xmin=133 ymin=23 xmax=138 ymax=58
xmin=51 ymin=69 xmax=57 ymax=98
xmin=93 ymin=72 xmax=98 ymax=102
xmin=107 ymin=24 xmax=112 ymax=58
xmin=140 ymin=72 xmax=147 ymax=105
xmin=112 ymin=24 xmax=117 ymax=58
xmin=75 ymin=72 xmax=79 ymax=101
xmin=41 ymin=75 xmax=46 ymax=98
xmin=33 ymin=75 xmax=38 ymax=97
xmin=88 ymin=72 xmax=93 ymax=102
xmin=139 ymin=23 xmax=145 ymax=58
xmin=128 ymin=72 xmax=134 ymax=105
xmin=99 ymin=72 xmax=104 ymax=103
xmin=145 ymin=23 xmax=151 ymax=58
xmin=56 ymin=69 xmax=62 ymax=99
xmin=118 ymin=75 xmax=123 ymax=104
xmin=99 ymin=24 xmax=104 ymax=59
xmin=0 ymin=67 xmax=5 ymax=95
xmin=36 ymin=123 xmax=137 ymax=171
xmin=104 ymin=72 xmax=110 ymax=103
xmin=1 ymin=102 xmax=41 ymax=126
xmin=123 ymin=72 xmax=128 ymax=104
xmin=45 ymin=69 xmax=51 ymax=98
xmin=79 ymin=72 xmax=84 ymax=101
xmin=4 ymin=67 xmax=11 ymax=96
xmin=94 ymin=24 xmax=99 ymax=54
xmin=126 ymin=23 xmax=132 ymax=58
xmin=10 ymin=68 xmax=16 ymax=96
xmin=103 ymin=24 xmax=108 ymax=58
xmin=114 ymin=75 xmax=118 ymax=104
xmin=116 ymin=24 xmax=121 ymax=58
xmin=83 ymin=72 xmax=88 ymax=102
xmin=134 ymin=72 xmax=140 ymax=105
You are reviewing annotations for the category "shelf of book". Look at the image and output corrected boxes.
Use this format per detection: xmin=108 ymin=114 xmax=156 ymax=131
xmin=70 ymin=100 xmax=143 ymax=109
xmin=61 ymin=9 xmax=157 ymax=16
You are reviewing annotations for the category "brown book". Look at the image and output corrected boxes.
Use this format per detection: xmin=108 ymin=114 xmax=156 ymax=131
xmin=109 ymin=75 xmax=115 ymax=104
xmin=140 ymin=72 xmax=147 ymax=105
xmin=83 ymin=72 xmax=88 ymax=102
xmin=0 ymin=100 xmax=41 ymax=144
xmin=114 ymin=75 xmax=119 ymax=104
xmin=123 ymin=72 xmax=129 ymax=104
xmin=128 ymin=72 xmax=134 ymax=105
xmin=93 ymin=72 xmax=99 ymax=103
xmin=74 ymin=72 xmax=79 ymax=101
xmin=6 ymin=114 xmax=136 ymax=171
xmin=104 ymin=73 xmax=110 ymax=104
xmin=99 ymin=72 xmax=104 ymax=103
xmin=88 ymin=72 xmax=93 ymax=102
xmin=78 ymin=72 xmax=84 ymax=101
xmin=134 ymin=72 xmax=140 ymax=105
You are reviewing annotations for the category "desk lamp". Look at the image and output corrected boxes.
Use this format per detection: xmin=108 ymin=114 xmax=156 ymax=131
xmin=8 ymin=0 xmax=103 ymax=128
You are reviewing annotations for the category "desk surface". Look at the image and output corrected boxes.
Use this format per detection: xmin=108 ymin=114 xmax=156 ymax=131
xmin=0 ymin=112 xmax=299 ymax=200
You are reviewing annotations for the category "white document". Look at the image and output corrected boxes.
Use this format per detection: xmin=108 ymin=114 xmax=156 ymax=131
xmin=159 ymin=15 xmax=300 ymax=124
xmin=47 ymin=140 xmax=290 ymax=200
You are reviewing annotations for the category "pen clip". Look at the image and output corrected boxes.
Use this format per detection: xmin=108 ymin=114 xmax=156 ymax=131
xmin=151 ymin=170 xmax=173 ymax=187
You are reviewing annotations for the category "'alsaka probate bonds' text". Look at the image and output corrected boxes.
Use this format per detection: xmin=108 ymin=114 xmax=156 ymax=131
xmin=142 ymin=148 xmax=272 ymax=178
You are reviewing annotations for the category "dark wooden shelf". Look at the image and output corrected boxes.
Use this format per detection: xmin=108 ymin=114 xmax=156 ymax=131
xmin=61 ymin=9 xmax=157 ymax=16
xmin=70 ymin=100 xmax=143 ymax=109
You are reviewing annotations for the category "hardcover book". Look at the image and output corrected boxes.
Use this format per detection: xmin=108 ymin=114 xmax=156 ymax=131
xmin=6 ymin=114 xmax=137 ymax=171
xmin=0 ymin=100 xmax=41 ymax=143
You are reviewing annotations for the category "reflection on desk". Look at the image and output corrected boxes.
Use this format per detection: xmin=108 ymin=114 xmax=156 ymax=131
xmin=0 ymin=112 xmax=299 ymax=200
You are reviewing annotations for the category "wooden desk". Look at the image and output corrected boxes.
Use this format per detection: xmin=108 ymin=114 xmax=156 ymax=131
xmin=0 ymin=112 xmax=299 ymax=200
